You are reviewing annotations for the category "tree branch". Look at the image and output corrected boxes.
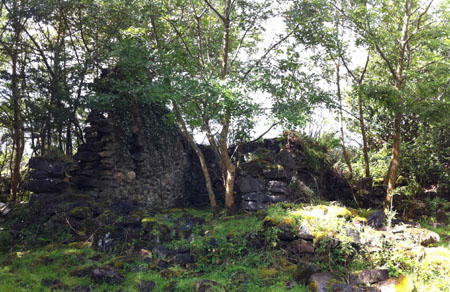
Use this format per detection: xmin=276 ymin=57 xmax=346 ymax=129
xmin=204 ymin=0 xmax=224 ymax=22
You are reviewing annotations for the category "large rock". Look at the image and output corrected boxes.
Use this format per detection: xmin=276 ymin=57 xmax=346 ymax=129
xmin=289 ymin=239 xmax=315 ymax=254
xmin=241 ymin=200 xmax=266 ymax=211
xmin=30 ymin=170 xmax=50 ymax=179
xmin=294 ymin=261 xmax=321 ymax=284
xmin=139 ymin=280 xmax=156 ymax=292
xmin=298 ymin=220 xmax=314 ymax=240
xmin=367 ymin=210 xmax=385 ymax=228
xmin=374 ymin=275 xmax=414 ymax=292
xmin=71 ymin=176 xmax=99 ymax=188
xmin=350 ymin=269 xmax=389 ymax=285
xmin=28 ymin=157 xmax=66 ymax=177
xmin=308 ymin=272 xmax=341 ymax=292
xmin=263 ymin=168 xmax=290 ymax=180
xmin=238 ymin=177 xmax=265 ymax=193
xmin=330 ymin=283 xmax=355 ymax=292
xmin=27 ymin=178 xmax=69 ymax=193
xmin=404 ymin=228 xmax=440 ymax=246
xmin=78 ymin=143 xmax=102 ymax=153
xmin=278 ymin=150 xmax=297 ymax=169
xmin=73 ymin=151 xmax=100 ymax=162
xmin=267 ymin=180 xmax=288 ymax=194
xmin=263 ymin=194 xmax=287 ymax=204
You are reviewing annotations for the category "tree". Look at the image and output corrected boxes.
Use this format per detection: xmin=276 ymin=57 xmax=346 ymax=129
xmin=332 ymin=0 xmax=450 ymax=205
xmin=0 ymin=0 xmax=26 ymax=202
xmin=136 ymin=0 xmax=303 ymax=214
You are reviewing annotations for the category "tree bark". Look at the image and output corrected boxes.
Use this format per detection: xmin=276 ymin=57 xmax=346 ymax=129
xmin=9 ymin=2 xmax=24 ymax=202
xmin=336 ymin=63 xmax=352 ymax=178
xmin=385 ymin=111 xmax=402 ymax=205
xmin=358 ymin=93 xmax=370 ymax=179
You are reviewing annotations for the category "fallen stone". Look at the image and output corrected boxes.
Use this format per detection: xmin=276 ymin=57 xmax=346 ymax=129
xmin=298 ymin=220 xmax=314 ymax=240
xmin=70 ymin=266 xmax=93 ymax=277
xmin=331 ymin=283 xmax=355 ymax=292
xmin=91 ymin=266 xmax=125 ymax=284
xmin=139 ymin=280 xmax=156 ymax=292
xmin=308 ymin=272 xmax=341 ymax=292
xmin=194 ymin=280 xmax=220 ymax=292
xmin=294 ymin=261 xmax=321 ymax=284
xmin=367 ymin=210 xmax=385 ymax=228
xmin=350 ymin=269 xmax=389 ymax=285
xmin=72 ymin=285 xmax=91 ymax=292
xmin=290 ymin=239 xmax=315 ymax=254
xmin=344 ymin=226 xmax=361 ymax=244
xmin=354 ymin=288 xmax=382 ymax=292
xmin=148 ymin=258 xmax=169 ymax=270
xmin=404 ymin=228 xmax=440 ymax=246
xmin=172 ymin=253 xmax=195 ymax=266
xmin=152 ymin=245 xmax=176 ymax=258
xmin=374 ymin=275 xmax=414 ymax=292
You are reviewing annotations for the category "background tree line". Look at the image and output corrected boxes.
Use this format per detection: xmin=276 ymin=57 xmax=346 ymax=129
xmin=0 ymin=0 xmax=448 ymax=213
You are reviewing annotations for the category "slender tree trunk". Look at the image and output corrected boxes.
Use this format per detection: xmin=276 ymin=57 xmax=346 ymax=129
xmin=358 ymin=93 xmax=370 ymax=179
xmin=385 ymin=111 xmax=402 ymax=205
xmin=224 ymin=163 xmax=236 ymax=212
xmin=10 ymin=3 xmax=24 ymax=202
xmin=336 ymin=64 xmax=352 ymax=178
xmin=385 ymin=2 xmax=409 ymax=206
xmin=172 ymin=100 xmax=219 ymax=217
xmin=10 ymin=57 xmax=24 ymax=202
xmin=66 ymin=120 xmax=72 ymax=156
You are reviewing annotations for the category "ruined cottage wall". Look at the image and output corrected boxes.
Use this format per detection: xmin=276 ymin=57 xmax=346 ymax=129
xmin=67 ymin=110 xmax=192 ymax=209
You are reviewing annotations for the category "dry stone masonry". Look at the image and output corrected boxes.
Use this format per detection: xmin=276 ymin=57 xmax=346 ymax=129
xmin=29 ymin=109 xmax=194 ymax=211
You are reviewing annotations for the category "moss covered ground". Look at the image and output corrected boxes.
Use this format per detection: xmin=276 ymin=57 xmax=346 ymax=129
xmin=0 ymin=203 xmax=449 ymax=292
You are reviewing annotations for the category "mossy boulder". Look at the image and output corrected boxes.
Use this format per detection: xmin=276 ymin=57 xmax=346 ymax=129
xmin=91 ymin=266 xmax=125 ymax=284
xmin=375 ymin=275 xmax=414 ymax=292
xmin=404 ymin=228 xmax=440 ymax=246
xmin=70 ymin=265 xmax=95 ymax=277
xmin=294 ymin=261 xmax=321 ymax=284
xmin=308 ymin=272 xmax=341 ymax=292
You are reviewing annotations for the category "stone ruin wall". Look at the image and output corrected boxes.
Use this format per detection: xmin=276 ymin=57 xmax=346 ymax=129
xmin=28 ymin=110 xmax=199 ymax=211
xmin=27 ymin=110 xmax=353 ymax=213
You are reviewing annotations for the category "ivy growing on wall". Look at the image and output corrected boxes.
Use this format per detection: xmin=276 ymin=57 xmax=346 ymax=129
xmin=88 ymin=37 xmax=176 ymax=150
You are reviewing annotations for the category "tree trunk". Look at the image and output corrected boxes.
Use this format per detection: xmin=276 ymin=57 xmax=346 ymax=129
xmin=336 ymin=64 xmax=352 ymax=178
xmin=172 ymin=100 xmax=219 ymax=217
xmin=10 ymin=51 xmax=24 ymax=203
xmin=385 ymin=111 xmax=402 ymax=205
xmin=66 ymin=120 xmax=73 ymax=156
xmin=224 ymin=163 xmax=236 ymax=214
xmin=358 ymin=94 xmax=370 ymax=179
